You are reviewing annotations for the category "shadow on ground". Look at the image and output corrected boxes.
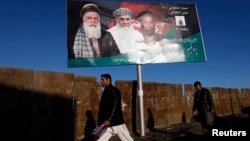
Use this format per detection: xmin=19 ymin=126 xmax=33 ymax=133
xmin=109 ymin=113 xmax=249 ymax=141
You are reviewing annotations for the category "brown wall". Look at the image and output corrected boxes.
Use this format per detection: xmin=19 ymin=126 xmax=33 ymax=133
xmin=0 ymin=67 xmax=250 ymax=141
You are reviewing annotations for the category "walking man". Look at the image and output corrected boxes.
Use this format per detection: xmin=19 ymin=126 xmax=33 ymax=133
xmin=192 ymin=81 xmax=215 ymax=135
xmin=97 ymin=74 xmax=134 ymax=141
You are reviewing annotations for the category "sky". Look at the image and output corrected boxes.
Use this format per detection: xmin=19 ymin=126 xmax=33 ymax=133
xmin=0 ymin=0 xmax=249 ymax=89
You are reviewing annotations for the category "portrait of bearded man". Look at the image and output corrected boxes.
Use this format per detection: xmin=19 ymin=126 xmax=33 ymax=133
xmin=73 ymin=3 xmax=120 ymax=58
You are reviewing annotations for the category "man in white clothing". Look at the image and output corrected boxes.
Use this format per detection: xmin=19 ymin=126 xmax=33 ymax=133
xmin=107 ymin=8 xmax=145 ymax=54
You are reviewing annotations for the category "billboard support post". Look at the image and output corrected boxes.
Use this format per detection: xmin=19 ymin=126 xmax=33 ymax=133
xmin=136 ymin=64 xmax=145 ymax=137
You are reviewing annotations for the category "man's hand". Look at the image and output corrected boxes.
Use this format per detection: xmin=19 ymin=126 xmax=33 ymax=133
xmin=211 ymin=109 xmax=215 ymax=113
xmin=192 ymin=111 xmax=197 ymax=115
xmin=104 ymin=120 xmax=110 ymax=126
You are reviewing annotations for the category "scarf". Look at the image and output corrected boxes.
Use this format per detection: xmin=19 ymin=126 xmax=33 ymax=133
xmin=73 ymin=24 xmax=94 ymax=58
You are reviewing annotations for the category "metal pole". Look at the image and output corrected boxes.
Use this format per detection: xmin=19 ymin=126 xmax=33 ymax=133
xmin=136 ymin=64 xmax=145 ymax=136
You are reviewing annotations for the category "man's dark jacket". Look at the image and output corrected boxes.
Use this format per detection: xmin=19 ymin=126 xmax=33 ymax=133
xmin=192 ymin=88 xmax=214 ymax=113
xmin=98 ymin=84 xmax=125 ymax=127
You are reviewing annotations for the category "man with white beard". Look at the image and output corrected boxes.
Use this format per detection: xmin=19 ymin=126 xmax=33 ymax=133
xmin=107 ymin=8 xmax=145 ymax=54
xmin=73 ymin=3 xmax=120 ymax=58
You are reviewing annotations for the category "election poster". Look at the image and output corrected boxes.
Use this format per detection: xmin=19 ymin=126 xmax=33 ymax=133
xmin=67 ymin=0 xmax=206 ymax=67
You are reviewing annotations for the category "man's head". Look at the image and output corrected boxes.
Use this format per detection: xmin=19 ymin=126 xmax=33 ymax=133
xmin=101 ymin=74 xmax=112 ymax=87
xmin=194 ymin=81 xmax=202 ymax=91
xmin=80 ymin=3 xmax=101 ymax=38
xmin=113 ymin=8 xmax=133 ymax=28
xmin=137 ymin=12 xmax=157 ymax=36
xmin=80 ymin=3 xmax=101 ymax=18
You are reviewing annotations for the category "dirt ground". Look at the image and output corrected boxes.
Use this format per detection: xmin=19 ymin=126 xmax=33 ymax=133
xmin=109 ymin=113 xmax=250 ymax=141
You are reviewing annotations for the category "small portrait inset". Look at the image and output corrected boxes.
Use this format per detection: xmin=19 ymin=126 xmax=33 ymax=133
xmin=175 ymin=16 xmax=186 ymax=26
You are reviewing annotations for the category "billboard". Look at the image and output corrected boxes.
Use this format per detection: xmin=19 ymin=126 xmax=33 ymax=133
xmin=67 ymin=0 xmax=206 ymax=67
